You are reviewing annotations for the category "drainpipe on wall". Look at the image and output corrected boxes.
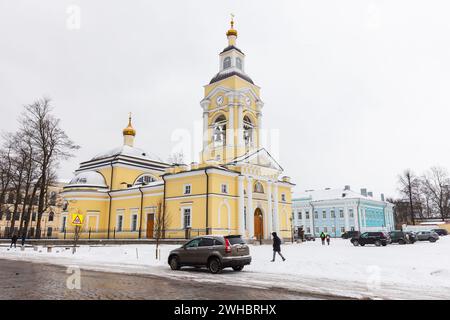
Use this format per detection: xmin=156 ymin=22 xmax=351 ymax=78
xmin=162 ymin=175 xmax=166 ymax=239
xmin=138 ymin=186 xmax=144 ymax=239
xmin=205 ymin=169 xmax=210 ymax=235
xmin=106 ymin=159 xmax=116 ymax=239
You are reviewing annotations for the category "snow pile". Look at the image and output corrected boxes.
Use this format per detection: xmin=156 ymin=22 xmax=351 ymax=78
xmin=1 ymin=237 xmax=450 ymax=300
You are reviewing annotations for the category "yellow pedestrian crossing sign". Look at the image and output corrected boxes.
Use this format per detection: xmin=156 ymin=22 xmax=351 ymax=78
xmin=71 ymin=213 xmax=84 ymax=226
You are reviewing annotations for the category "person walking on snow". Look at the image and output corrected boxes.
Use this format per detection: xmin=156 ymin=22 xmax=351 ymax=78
xmin=320 ymin=232 xmax=326 ymax=245
xmin=270 ymin=232 xmax=286 ymax=262
xmin=21 ymin=233 xmax=26 ymax=247
xmin=10 ymin=233 xmax=18 ymax=248
xmin=326 ymin=234 xmax=331 ymax=245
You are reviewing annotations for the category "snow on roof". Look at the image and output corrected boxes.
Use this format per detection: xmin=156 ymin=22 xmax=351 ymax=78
xmin=294 ymin=188 xmax=384 ymax=203
xmin=91 ymin=145 xmax=163 ymax=163
xmin=67 ymin=171 xmax=107 ymax=188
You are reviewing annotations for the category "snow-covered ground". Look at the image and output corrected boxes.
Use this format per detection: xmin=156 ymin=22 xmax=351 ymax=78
xmin=1 ymin=237 xmax=450 ymax=300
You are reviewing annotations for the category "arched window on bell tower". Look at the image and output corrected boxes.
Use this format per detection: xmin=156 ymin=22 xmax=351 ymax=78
xmin=243 ymin=115 xmax=254 ymax=149
xmin=236 ymin=57 xmax=242 ymax=70
xmin=223 ymin=57 xmax=231 ymax=69
xmin=213 ymin=115 xmax=227 ymax=147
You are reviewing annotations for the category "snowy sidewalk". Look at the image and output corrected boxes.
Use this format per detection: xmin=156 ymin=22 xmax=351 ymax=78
xmin=1 ymin=238 xmax=450 ymax=299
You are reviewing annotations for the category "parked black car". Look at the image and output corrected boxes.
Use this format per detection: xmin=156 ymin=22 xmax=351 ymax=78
xmin=405 ymin=231 xmax=417 ymax=243
xmin=351 ymin=232 xmax=390 ymax=247
xmin=431 ymin=228 xmax=448 ymax=236
xmin=341 ymin=231 xmax=360 ymax=239
xmin=389 ymin=231 xmax=413 ymax=244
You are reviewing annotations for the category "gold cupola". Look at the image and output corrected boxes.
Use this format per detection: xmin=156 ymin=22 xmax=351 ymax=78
xmin=123 ymin=113 xmax=136 ymax=147
xmin=226 ymin=14 xmax=237 ymax=46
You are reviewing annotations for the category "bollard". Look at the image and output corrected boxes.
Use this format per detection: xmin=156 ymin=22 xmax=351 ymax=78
xmin=47 ymin=246 xmax=52 ymax=253
xmin=33 ymin=246 xmax=38 ymax=251
xmin=21 ymin=246 xmax=25 ymax=251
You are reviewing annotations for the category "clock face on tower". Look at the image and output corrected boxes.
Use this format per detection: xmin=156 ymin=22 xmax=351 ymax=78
xmin=216 ymin=95 xmax=224 ymax=106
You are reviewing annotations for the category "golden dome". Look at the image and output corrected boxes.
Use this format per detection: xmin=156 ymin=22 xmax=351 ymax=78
xmin=226 ymin=15 xmax=237 ymax=37
xmin=123 ymin=113 xmax=136 ymax=136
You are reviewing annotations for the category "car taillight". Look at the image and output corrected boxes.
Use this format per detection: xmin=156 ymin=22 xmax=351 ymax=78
xmin=225 ymin=238 xmax=232 ymax=254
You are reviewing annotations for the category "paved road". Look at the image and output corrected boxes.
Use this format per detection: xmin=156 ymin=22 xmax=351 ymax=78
xmin=0 ymin=259 xmax=338 ymax=300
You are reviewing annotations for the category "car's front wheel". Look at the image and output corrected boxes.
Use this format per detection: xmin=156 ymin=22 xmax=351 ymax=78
xmin=375 ymin=240 xmax=382 ymax=247
xmin=169 ymin=256 xmax=180 ymax=270
xmin=208 ymin=257 xmax=222 ymax=274
xmin=399 ymin=239 xmax=406 ymax=245
xmin=232 ymin=265 xmax=244 ymax=272
xmin=429 ymin=238 xmax=437 ymax=243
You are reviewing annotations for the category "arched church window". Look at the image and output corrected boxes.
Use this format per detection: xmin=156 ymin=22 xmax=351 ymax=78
xmin=254 ymin=181 xmax=264 ymax=193
xmin=243 ymin=115 xmax=254 ymax=148
xmin=223 ymin=57 xmax=231 ymax=69
xmin=134 ymin=174 xmax=156 ymax=186
xmin=213 ymin=115 xmax=226 ymax=147
xmin=236 ymin=57 xmax=242 ymax=70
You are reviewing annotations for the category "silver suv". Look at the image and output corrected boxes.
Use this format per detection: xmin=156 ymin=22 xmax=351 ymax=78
xmin=415 ymin=231 xmax=439 ymax=242
xmin=168 ymin=235 xmax=251 ymax=274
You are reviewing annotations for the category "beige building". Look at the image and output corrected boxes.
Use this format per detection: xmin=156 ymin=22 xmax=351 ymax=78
xmin=0 ymin=180 xmax=67 ymax=239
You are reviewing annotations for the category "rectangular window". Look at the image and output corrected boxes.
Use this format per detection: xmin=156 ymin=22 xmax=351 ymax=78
xmin=117 ymin=215 xmax=123 ymax=232
xmin=341 ymin=227 xmax=345 ymax=233
xmin=305 ymin=211 xmax=310 ymax=219
xmin=47 ymin=227 xmax=53 ymax=237
xmin=332 ymin=226 xmax=336 ymax=233
xmin=315 ymin=227 xmax=319 ymax=234
xmin=339 ymin=209 xmax=344 ymax=218
xmin=297 ymin=211 xmax=302 ymax=220
xmin=221 ymin=184 xmax=228 ymax=194
xmin=183 ymin=208 xmax=191 ymax=228
xmin=281 ymin=194 xmax=286 ymax=202
xmin=322 ymin=210 xmax=327 ymax=219
xmin=131 ymin=214 xmax=138 ymax=232
xmin=314 ymin=211 xmax=318 ymax=219
xmin=331 ymin=210 xmax=335 ymax=218
xmin=349 ymin=209 xmax=354 ymax=218
xmin=306 ymin=227 xmax=311 ymax=233
xmin=184 ymin=184 xmax=191 ymax=195
xmin=324 ymin=227 xmax=328 ymax=233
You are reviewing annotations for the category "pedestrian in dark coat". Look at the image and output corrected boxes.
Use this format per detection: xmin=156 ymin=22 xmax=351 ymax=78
xmin=320 ymin=232 xmax=326 ymax=245
xmin=270 ymin=232 xmax=286 ymax=262
xmin=326 ymin=234 xmax=331 ymax=245
xmin=10 ymin=234 xmax=18 ymax=248
xmin=21 ymin=233 xmax=26 ymax=247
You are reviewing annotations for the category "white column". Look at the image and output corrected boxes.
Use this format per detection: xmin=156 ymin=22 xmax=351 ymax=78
xmin=237 ymin=104 xmax=244 ymax=147
xmin=267 ymin=180 xmax=273 ymax=238
xmin=353 ymin=206 xmax=358 ymax=230
xmin=246 ymin=176 xmax=254 ymax=239
xmin=273 ymin=182 xmax=280 ymax=235
xmin=344 ymin=206 xmax=350 ymax=231
xmin=309 ymin=206 xmax=314 ymax=234
xmin=202 ymin=111 xmax=209 ymax=150
xmin=238 ymin=175 xmax=245 ymax=236
xmin=257 ymin=112 xmax=262 ymax=149
xmin=227 ymin=106 xmax=234 ymax=148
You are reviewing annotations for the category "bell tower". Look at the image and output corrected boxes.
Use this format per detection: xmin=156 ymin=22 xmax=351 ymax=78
xmin=200 ymin=16 xmax=264 ymax=164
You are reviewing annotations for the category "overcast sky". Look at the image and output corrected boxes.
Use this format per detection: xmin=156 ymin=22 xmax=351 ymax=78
xmin=1 ymin=0 xmax=450 ymax=199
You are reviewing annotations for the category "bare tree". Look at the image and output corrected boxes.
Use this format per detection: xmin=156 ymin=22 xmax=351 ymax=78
xmin=398 ymin=169 xmax=421 ymax=225
xmin=20 ymin=98 xmax=79 ymax=238
xmin=422 ymin=166 xmax=450 ymax=221
xmin=154 ymin=202 xmax=170 ymax=259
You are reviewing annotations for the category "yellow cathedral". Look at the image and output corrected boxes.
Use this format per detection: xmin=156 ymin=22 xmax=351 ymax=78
xmin=61 ymin=18 xmax=295 ymax=241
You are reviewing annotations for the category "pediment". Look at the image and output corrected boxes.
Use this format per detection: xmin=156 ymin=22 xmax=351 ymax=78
xmin=227 ymin=148 xmax=283 ymax=172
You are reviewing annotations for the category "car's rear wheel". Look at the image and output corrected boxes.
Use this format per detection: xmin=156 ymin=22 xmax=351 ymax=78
xmin=360 ymin=243 xmax=365 ymax=246
xmin=375 ymin=240 xmax=382 ymax=247
xmin=429 ymin=238 xmax=436 ymax=243
xmin=208 ymin=257 xmax=222 ymax=274
xmin=232 ymin=265 xmax=244 ymax=271
xmin=169 ymin=256 xmax=180 ymax=270
xmin=382 ymin=243 xmax=387 ymax=247
xmin=352 ymin=240 xmax=359 ymax=246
